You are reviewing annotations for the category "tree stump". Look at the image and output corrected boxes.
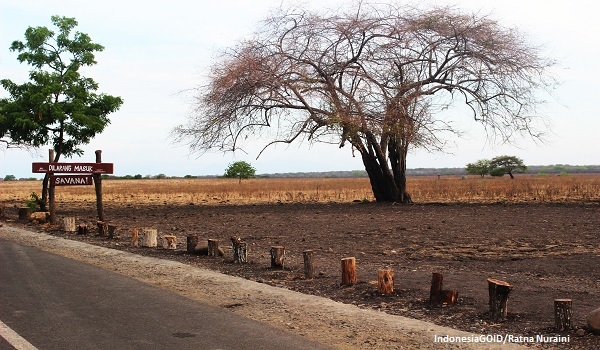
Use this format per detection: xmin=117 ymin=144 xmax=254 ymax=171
xmin=270 ymin=246 xmax=285 ymax=268
xmin=429 ymin=273 xmax=444 ymax=304
xmin=341 ymin=257 xmax=357 ymax=286
xmin=162 ymin=235 xmax=177 ymax=250
xmin=303 ymin=250 xmax=315 ymax=279
xmin=378 ymin=269 xmax=394 ymax=295
xmin=97 ymin=221 xmax=108 ymax=237
xmin=208 ymin=239 xmax=219 ymax=257
xmin=140 ymin=228 xmax=158 ymax=247
xmin=18 ymin=207 xmax=31 ymax=221
xmin=186 ymin=235 xmax=199 ymax=253
xmin=30 ymin=212 xmax=49 ymax=223
xmin=131 ymin=228 xmax=139 ymax=247
xmin=232 ymin=241 xmax=247 ymax=263
xmin=488 ymin=278 xmax=513 ymax=321
xmin=428 ymin=273 xmax=459 ymax=305
xmin=78 ymin=224 xmax=89 ymax=235
xmin=107 ymin=225 xmax=117 ymax=239
xmin=62 ymin=217 xmax=76 ymax=233
xmin=442 ymin=290 xmax=459 ymax=305
xmin=554 ymin=299 xmax=573 ymax=332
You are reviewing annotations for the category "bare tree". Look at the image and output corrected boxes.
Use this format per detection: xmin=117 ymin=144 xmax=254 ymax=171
xmin=173 ymin=3 xmax=555 ymax=202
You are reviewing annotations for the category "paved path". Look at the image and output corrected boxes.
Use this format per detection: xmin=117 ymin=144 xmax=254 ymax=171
xmin=0 ymin=237 xmax=332 ymax=350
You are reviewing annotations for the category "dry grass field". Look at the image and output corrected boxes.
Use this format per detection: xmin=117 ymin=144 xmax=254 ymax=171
xmin=2 ymin=174 xmax=600 ymax=207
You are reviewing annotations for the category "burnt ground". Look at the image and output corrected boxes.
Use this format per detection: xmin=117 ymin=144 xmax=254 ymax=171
xmin=3 ymin=201 xmax=600 ymax=349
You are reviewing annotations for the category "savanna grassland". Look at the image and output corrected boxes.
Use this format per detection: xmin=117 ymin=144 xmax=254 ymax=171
xmin=2 ymin=174 xmax=600 ymax=349
xmin=2 ymin=174 xmax=600 ymax=206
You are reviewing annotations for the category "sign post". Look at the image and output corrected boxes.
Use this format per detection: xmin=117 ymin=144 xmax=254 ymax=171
xmin=32 ymin=150 xmax=113 ymax=223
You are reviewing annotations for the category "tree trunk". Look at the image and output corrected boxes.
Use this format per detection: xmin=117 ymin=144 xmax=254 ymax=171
xmin=359 ymin=140 xmax=412 ymax=203
xmin=41 ymin=150 xmax=62 ymax=212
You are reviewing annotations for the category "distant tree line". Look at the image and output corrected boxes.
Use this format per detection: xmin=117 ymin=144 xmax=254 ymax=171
xmin=3 ymin=163 xmax=600 ymax=182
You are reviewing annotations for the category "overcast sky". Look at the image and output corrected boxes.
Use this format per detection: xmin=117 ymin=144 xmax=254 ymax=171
xmin=1 ymin=0 xmax=598 ymax=178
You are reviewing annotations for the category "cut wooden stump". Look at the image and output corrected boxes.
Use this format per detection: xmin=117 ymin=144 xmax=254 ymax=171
xmin=377 ymin=269 xmax=394 ymax=295
xmin=30 ymin=212 xmax=49 ymax=223
xmin=77 ymin=224 xmax=89 ymax=235
xmin=62 ymin=217 xmax=76 ymax=233
xmin=107 ymin=225 xmax=117 ymax=239
xmin=442 ymin=290 xmax=459 ymax=305
xmin=270 ymin=246 xmax=285 ymax=268
xmin=97 ymin=221 xmax=108 ymax=237
xmin=303 ymin=250 xmax=315 ymax=279
xmin=429 ymin=273 xmax=458 ymax=305
xmin=341 ymin=257 xmax=357 ymax=286
xmin=18 ymin=207 xmax=31 ymax=221
xmin=429 ymin=273 xmax=444 ymax=304
xmin=162 ymin=235 xmax=177 ymax=250
xmin=554 ymin=299 xmax=573 ymax=332
xmin=186 ymin=235 xmax=199 ymax=253
xmin=488 ymin=278 xmax=513 ymax=321
xmin=208 ymin=239 xmax=219 ymax=257
xmin=231 ymin=237 xmax=247 ymax=263
xmin=131 ymin=228 xmax=139 ymax=247
xmin=140 ymin=228 xmax=158 ymax=247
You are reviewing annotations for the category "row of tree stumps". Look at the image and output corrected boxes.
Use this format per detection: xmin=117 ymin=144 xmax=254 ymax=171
xmin=65 ymin=224 xmax=575 ymax=332
xmin=181 ymin=236 xmax=575 ymax=330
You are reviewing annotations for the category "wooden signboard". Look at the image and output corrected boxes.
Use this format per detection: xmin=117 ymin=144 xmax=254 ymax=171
xmin=32 ymin=162 xmax=113 ymax=174
xmin=51 ymin=175 xmax=94 ymax=186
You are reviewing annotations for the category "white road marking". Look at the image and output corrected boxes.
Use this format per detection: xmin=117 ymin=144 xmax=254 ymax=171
xmin=0 ymin=319 xmax=38 ymax=350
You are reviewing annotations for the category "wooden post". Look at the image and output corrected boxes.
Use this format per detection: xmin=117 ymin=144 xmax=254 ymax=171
xmin=341 ymin=257 xmax=357 ymax=286
xmin=97 ymin=221 xmax=108 ymax=237
xmin=62 ymin=217 xmax=76 ymax=232
xmin=207 ymin=239 xmax=219 ymax=257
xmin=18 ymin=207 xmax=31 ymax=221
xmin=232 ymin=241 xmax=247 ymax=263
xmin=303 ymin=250 xmax=315 ymax=279
xmin=186 ymin=235 xmax=199 ymax=253
xmin=140 ymin=228 xmax=158 ymax=247
xmin=163 ymin=235 xmax=177 ymax=250
xmin=93 ymin=150 xmax=105 ymax=222
xmin=131 ymin=228 xmax=139 ymax=247
xmin=107 ymin=225 xmax=117 ymax=239
xmin=270 ymin=246 xmax=285 ymax=268
xmin=429 ymin=273 xmax=444 ymax=304
xmin=554 ymin=299 xmax=573 ymax=332
xmin=488 ymin=278 xmax=513 ymax=321
xmin=48 ymin=149 xmax=56 ymax=224
xmin=378 ymin=269 xmax=394 ymax=295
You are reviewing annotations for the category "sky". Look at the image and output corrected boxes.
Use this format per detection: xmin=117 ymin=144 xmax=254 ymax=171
xmin=1 ymin=0 xmax=598 ymax=178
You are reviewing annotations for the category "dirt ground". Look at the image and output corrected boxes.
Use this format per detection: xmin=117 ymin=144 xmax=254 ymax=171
xmin=3 ymin=201 xmax=600 ymax=349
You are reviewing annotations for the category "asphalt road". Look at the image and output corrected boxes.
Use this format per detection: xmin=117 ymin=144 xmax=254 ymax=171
xmin=0 ymin=237 xmax=332 ymax=350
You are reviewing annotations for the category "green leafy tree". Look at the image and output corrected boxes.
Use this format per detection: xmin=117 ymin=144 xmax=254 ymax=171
xmin=489 ymin=155 xmax=527 ymax=179
xmin=465 ymin=159 xmax=491 ymax=178
xmin=3 ymin=175 xmax=17 ymax=181
xmin=0 ymin=16 xmax=123 ymax=210
xmin=224 ymin=161 xmax=256 ymax=183
xmin=173 ymin=4 xmax=555 ymax=203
